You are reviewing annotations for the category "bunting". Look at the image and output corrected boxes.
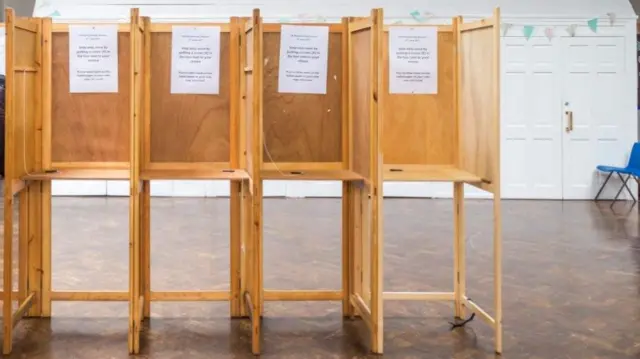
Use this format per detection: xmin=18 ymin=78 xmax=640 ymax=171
xmin=522 ymin=25 xmax=534 ymax=40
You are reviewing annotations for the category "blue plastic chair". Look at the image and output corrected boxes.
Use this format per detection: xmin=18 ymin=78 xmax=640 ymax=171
xmin=595 ymin=142 xmax=640 ymax=202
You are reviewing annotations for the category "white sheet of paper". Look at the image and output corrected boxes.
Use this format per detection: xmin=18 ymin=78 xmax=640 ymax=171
xmin=277 ymin=25 xmax=329 ymax=94
xmin=171 ymin=26 xmax=221 ymax=94
xmin=69 ymin=25 xmax=119 ymax=93
xmin=389 ymin=27 xmax=438 ymax=94
xmin=0 ymin=28 xmax=5 ymax=76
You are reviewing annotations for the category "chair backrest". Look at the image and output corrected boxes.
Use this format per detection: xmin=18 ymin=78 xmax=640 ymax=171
xmin=627 ymin=142 xmax=640 ymax=170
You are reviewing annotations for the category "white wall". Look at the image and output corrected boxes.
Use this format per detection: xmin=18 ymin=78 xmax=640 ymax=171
xmin=33 ymin=0 xmax=635 ymax=21
xmin=35 ymin=0 xmax=638 ymax=199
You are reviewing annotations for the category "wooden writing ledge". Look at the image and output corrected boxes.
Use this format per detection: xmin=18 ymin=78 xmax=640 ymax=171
xmin=383 ymin=165 xmax=484 ymax=183
xmin=23 ymin=169 xmax=130 ymax=180
xmin=140 ymin=169 xmax=250 ymax=181
xmin=261 ymin=169 xmax=364 ymax=181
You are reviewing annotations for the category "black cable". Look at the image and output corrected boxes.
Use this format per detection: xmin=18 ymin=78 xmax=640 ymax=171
xmin=449 ymin=313 xmax=475 ymax=330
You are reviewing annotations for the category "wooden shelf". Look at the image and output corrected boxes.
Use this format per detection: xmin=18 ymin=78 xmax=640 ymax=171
xmin=23 ymin=169 xmax=130 ymax=180
xmin=140 ymin=168 xmax=249 ymax=181
xmin=261 ymin=169 xmax=364 ymax=181
xmin=383 ymin=165 xmax=484 ymax=183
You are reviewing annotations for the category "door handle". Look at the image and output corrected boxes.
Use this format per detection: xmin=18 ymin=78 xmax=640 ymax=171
xmin=565 ymin=111 xmax=573 ymax=133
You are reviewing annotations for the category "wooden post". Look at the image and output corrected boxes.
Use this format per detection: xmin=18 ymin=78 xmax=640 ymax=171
xmin=41 ymin=181 xmax=52 ymax=317
xmin=230 ymin=180 xmax=242 ymax=317
xmin=141 ymin=180 xmax=151 ymax=318
xmin=3 ymin=8 xmax=16 ymax=354
xmin=453 ymin=182 xmax=465 ymax=318
xmin=492 ymin=7 xmax=503 ymax=355
xmin=370 ymin=8 xmax=384 ymax=354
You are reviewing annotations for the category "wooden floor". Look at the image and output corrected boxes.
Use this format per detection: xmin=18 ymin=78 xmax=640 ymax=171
xmin=1 ymin=195 xmax=640 ymax=358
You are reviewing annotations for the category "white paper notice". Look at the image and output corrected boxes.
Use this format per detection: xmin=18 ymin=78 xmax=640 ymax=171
xmin=69 ymin=25 xmax=119 ymax=93
xmin=389 ymin=27 xmax=438 ymax=94
xmin=277 ymin=25 xmax=329 ymax=94
xmin=0 ymin=27 xmax=5 ymax=76
xmin=171 ymin=26 xmax=221 ymax=95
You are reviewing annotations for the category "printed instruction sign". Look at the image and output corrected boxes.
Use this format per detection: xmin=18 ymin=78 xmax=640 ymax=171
xmin=69 ymin=25 xmax=119 ymax=93
xmin=389 ymin=27 xmax=438 ymax=94
xmin=171 ymin=26 xmax=221 ymax=94
xmin=277 ymin=25 xmax=329 ymax=94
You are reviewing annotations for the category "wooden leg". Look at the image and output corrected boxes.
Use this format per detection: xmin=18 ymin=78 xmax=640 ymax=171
xmin=230 ymin=181 xmax=242 ymax=318
xmin=141 ymin=180 xmax=150 ymax=319
xmin=27 ymin=182 xmax=43 ymax=317
xmin=493 ymin=192 xmax=502 ymax=354
xmin=453 ymin=182 xmax=465 ymax=319
xmin=251 ymin=179 xmax=263 ymax=354
xmin=18 ymin=187 xmax=29 ymax=305
xmin=41 ymin=181 xmax=52 ymax=317
xmin=239 ymin=180 xmax=251 ymax=318
xmin=351 ymin=184 xmax=363 ymax=310
xmin=370 ymin=184 xmax=383 ymax=354
xmin=341 ymin=181 xmax=355 ymax=317
xmin=129 ymin=187 xmax=141 ymax=354
xmin=4 ymin=194 xmax=14 ymax=354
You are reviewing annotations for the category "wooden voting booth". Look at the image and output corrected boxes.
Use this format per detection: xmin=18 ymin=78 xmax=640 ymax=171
xmin=2 ymin=4 xmax=502 ymax=356
xmin=138 ymin=17 xmax=252 ymax=328
xmin=379 ymin=9 xmax=502 ymax=354
xmin=240 ymin=9 xmax=383 ymax=354
xmin=2 ymin=8 xmax=146 ymax=354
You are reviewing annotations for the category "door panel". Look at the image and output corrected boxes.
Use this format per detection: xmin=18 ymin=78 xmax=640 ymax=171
xmin=501 ymin=37 xmax=563 ymax=199
xmin=561 ymin=37 xmax=627 ymax=199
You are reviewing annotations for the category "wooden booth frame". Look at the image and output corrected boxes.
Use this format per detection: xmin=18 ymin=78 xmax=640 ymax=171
xmin=136 ymin=16 xmax=253 ymax=347
xmin=378 ymin=8 xmax=503 ymax=354
xmin=3 ymin=8 xmax=147 ymax=354
xmin=240 ymin=8 xmax=383 ymax=355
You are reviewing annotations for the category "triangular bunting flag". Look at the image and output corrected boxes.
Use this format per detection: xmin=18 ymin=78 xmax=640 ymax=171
xmin=587 ymin=18 xmax=598 ymax=33
xmin=501 ymin=23 xmax=512 ymax=36
xmin=566 ymin=24 xmax=578 ymax=37
xmin=409 ymin=10 xmax=424 ymax=22
xmin=607 ymin=12 xmax=616 ymax=26
xmin=544 ymin=27 xmax=554 ymax=41
xmin=523 ymin=25 xmax=534 ymax=40
xmin=49 ymin=10 xmax=60 ymax=17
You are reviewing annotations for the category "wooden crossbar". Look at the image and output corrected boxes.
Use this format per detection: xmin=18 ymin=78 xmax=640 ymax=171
xmin=350 ymin=294 xmax=372 ymax=329
xmin=149 ymin=291 xmax=230 ymax=301
xmin=15 ymin=22 xmax=38 ymax=33
xmin=244 ymin=291 xmax=254 ymax=321
xmin=50 ymin=291 xmax=129 ymax=301
xmin=383 ymin=291 xmax=455 ymax=301
xmin=11 ymin=293 xmax=35 ymax=328
xmin=462 ymin=296 xmax=495 ymax=327
xmin=263 ymin=290 xmax=342 ymax=301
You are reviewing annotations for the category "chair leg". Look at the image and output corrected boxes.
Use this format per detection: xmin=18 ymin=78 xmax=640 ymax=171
xmin=611 ymin=174 xmax=635 ymax=208
xmin=595 ymin=172 xmax=613 ymax=200
xmin=617 ymin=173 xmax=636 ymax=202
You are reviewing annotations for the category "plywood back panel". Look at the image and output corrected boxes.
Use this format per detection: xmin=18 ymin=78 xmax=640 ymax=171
xmin=261 ymin=28 xmax=343 ymax=164
xmin=382 ymin=28 xmax=456 ymax=166
xmin=350 ymin=29 xmax=371 ymax=179
xmin=458 ymin=21 xmax=499 ymax=186
xmin=50 ymin=31 xmax=131 ymax=164
xmin=148 ymin=30 xmax=231 ymax=165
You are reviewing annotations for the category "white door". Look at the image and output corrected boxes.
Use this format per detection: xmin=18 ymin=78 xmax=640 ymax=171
xmin=561 ymin=36 xmax=627 ymax=199
xmin=501 ymin=37 xmax=563 ymax=199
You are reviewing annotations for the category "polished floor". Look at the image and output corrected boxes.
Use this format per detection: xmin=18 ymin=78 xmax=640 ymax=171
xmin=1 ymin=196 xmax=639 ymax=358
